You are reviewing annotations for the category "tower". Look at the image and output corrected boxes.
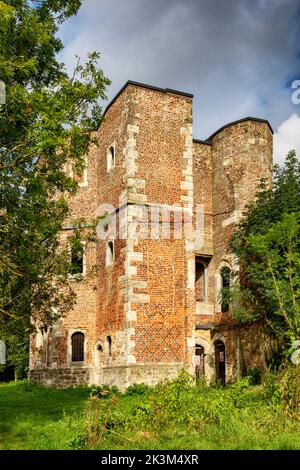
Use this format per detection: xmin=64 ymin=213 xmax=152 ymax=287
xmin=93 ymin=82 xmax=196 ymax=387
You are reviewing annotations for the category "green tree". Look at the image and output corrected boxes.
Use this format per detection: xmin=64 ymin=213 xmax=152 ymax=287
xmin=0 ymin=0 xmax=110 ymax=373
xmin=230 ymin=151 xmax=300 ymax=350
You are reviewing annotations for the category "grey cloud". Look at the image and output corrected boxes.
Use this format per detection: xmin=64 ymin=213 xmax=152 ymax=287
xmin=58 ymin=0 xmax=300 ymax=142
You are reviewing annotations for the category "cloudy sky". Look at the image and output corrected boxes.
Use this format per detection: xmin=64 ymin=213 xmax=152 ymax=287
xmin=58 ymin=0 xmax=300 ymax=164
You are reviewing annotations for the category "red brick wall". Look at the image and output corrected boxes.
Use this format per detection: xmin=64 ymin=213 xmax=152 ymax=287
xmin=119 ymin=86 xmax=195 ymax=366
xmin=211 ymin=120 xmax=273 ymax=317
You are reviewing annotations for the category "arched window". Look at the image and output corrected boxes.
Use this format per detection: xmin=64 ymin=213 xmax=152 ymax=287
xmin=106 ymin=241 xmax=114 ymax=267
xmin=215 ymin=340 xmax=226 ymax=385
xmin=107 ymin=145 xmax=115 ymax=172
xmin=220 ymin=266 xmax=231 ymax=313
xmin=107 ymin=335 xmax=112 ymax=356
xmin=70 ymin=243 xmax=84 ymax=275
xmin=195 ymin=261 xmax=206 ymax=301
xmin=71 ymin=332 xmax=84 ymax=362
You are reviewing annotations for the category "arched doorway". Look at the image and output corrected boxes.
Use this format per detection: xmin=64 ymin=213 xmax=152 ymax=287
xmin=195 ymin=344 xmax=205 ymax=379
xmin=215 ymin=340 xmax=226 ymax=385
xmin=71 ymin=332 xmax=84 ymax=362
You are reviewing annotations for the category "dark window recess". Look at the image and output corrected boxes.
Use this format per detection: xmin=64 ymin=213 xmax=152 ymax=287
xmin=220 ymin=266 xmax=231 ymax=313
xmin=106 ymin=241 xmax=114 ymax=266
xmin=71 ymin=332 xmax=84 ymax=362
xmin=107 ymin=146 xmax=115 ymax=170
xmin=107 ymin=335 xmax=112 ymax=356
xmin=70 ymin=244 xmax=84 ymax=274
xmin=109 ymin=146 xmax=115 ymax=166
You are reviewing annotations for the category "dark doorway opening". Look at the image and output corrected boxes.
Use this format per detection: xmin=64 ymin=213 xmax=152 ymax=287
xmin=215 ymin=340 xmax=226 ymax=385
xmin=195 ymin=344 xmax=205 ymax=379
xmin=220 ymin=266 xmax=230 ymax=313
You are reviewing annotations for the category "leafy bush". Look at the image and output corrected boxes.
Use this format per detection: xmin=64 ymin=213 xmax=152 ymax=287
xmin=229 ymin=377 xmax=253 ymax=408
xmin=263 ymin=371 xmax=281 ymax=409
xmin=130 ymin=370 xmax=193 ymax=429
xmin=130 ymin=370 xmax=230 ymax=431
xmin=17 ymin=380 xmax=42 ymax=393
xmin=276 ymin=366 xmax=300 ymax=418
xmin=264 ymin=365 xmax=300 ymax=418
xmin=246 ymin=367 xmax=262 ymax=385
xmin=65 ymin=367 xmax=300 ymax=449
xmin=90 ymin=385 xmax=119 ymax=399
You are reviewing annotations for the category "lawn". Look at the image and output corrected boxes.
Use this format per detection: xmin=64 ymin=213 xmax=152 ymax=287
xmin=0 ymin=374 xmax=299 ymax=450
xmin=0 ymin=381 xmax=91 ymax=450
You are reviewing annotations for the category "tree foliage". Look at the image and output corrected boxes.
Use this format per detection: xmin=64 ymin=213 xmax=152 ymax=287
xmin=230 ymin=151 xmax=300 ymax=348
xmin=0 ymin=0 xmax=110 ymax=364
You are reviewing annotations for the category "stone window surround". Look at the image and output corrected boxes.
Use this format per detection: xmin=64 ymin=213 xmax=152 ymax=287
xmin=194 ymin=334 xmax=227 ymax=383
xmin=93 ymin=337 xmax=113 ymax=367
xmin=211 ymin=333 xmax=227 ymax=351
xmin=68 ymin=328 xmax=88 ymax=366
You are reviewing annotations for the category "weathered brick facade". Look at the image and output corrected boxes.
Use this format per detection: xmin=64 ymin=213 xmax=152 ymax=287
xmin=29 ymin=81 xmax=274 ymax=389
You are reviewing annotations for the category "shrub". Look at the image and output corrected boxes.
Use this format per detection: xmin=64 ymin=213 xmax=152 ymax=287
xmin=227 ymin=377 xmax=253 ymax=409
xmin=276 ymin=365 xmax=300 ymax=418
xmin=264 ymin=365 xmax=300 ymax=418
xmin=246 ymin=367 xmax=262 ymax=385
xmin=263 ymin=371 xmax=281 ymax=409
xmin=66 ymin=368 xmax=300 ymax=450
xmin=68 ymin=396 xmax=128 ymax=449
xmin=130 ymin=370 xmax=225 ymax=431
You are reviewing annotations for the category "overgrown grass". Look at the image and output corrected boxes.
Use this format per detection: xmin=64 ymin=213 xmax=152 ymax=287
xmin=0 ymin=369 xmax=299 ymax=450
xmin=0 ymin=381 xmax=91 ymax=450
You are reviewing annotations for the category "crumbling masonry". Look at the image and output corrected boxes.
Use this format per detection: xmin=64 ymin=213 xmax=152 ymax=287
xmin=29 ymin=81 xmax=275 ymax=388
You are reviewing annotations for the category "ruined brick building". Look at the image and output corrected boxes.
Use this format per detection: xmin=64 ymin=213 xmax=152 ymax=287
xmin=29 ymin=81 xmax=274 ymax=388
